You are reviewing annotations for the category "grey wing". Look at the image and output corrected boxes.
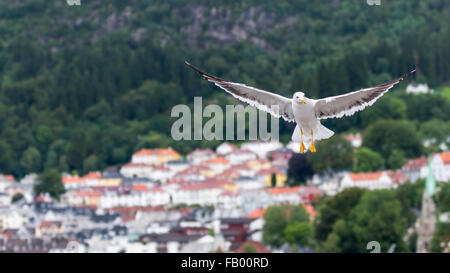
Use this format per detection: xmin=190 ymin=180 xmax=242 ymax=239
xmin=314 ymin=69 xmax=416 ymax=119
xmin=185 ymin=61 xmax=295 ymax=122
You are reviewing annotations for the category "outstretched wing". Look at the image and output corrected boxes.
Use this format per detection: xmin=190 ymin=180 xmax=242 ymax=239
xmin=185 ymin=61 xmax=295 ymax=122
xmin=314 ymin=69 xmax=416 ymax=119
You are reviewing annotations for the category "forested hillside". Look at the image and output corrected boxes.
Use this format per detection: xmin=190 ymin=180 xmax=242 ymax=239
xmin=0 ymin=0 xmax=449 ymax=177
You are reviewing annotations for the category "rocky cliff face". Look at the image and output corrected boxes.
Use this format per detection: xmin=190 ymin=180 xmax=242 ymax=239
xmin=175 ymin=5 xmax=295 ymax=49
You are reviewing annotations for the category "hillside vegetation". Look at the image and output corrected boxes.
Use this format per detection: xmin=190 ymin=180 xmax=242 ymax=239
xmin=0 ymin=0 xmax=449 ymax=177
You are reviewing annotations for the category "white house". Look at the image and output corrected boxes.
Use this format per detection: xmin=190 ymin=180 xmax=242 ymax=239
xmin=240 ymin=141 xmax=283 ymax=158
xmin=120 ymin=163 xmax=153 ymax=178
xmin=187 ymin=149 xmax=217 ymax=164
xmin=0 ymin=193 xmax=10 ymax=206
xmin=233 ymin=176 xmax=264 ymax=190
xmin=173 ymin=180 xmax=233 ymax=206
xmin=241 ymin=190 xmax=271 ymax=215
xmin=0 ymin=209 xmax=26 ymax=230
xmin=165 ymin=160 xmax=190 ymax=173
xmin=402 ymin=157 xmax=428 ymax=182
xmin=131 ymin=148 xmax=181 ymax=166
xmin=20 ymin=173 xmax=37 ymax=185
xmin=147 ymin=165 xmax=174 ymax=183
xmin=225 ymin=149 xmax=257 ymax=165
xmin=180 ymin=235 xmax=230 ymax=253
xmin=431 ymin=152 xmax=450 ymax=182
xmin=125 ymin=241 xmax=158 ymax=253
xmin=216 ymin=142 xmax=237 ymax=155
xmin=265 ymin=186 xmax=302 ymax=206
xmin=249 ymin=217 xmax=264 ymax=242
xmin=344 ymin=133 xmax=362 ymax=148
xmin=340 ymin=171 xmax=407 ymax=191
xmin=0 ymin=175 xmax=15 ymax=192
xmin=217 ymin=190 xmax=243 ymax=210
xmin=406 ymin=83 xmax=433 ymax=95
xmin=203 ymin=157 xmax=231 ymax=174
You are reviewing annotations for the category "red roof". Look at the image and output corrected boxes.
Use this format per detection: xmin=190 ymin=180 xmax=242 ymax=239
xmin=122 ymin=215 xmax=136 ymax=222
xmin=437 ymin=152 xmax=450 ymax=164
xmin=40 ymin=220 xmax=62 ymax=228
xmin=133 ymin=148 xmax=180 ymax=157
xmin=187 ymin=149 xmax=215 ymax=157
xmin=227 ymin=148 xmax=255 ymax=155
xmin=82 ymin=172 xmax=102 ymax=180
xmin=234 ymin=240 xmax=271 ymax=253
xmin=3 ymin=175 xmax=15 ymax=182
xmin=122 ymin=163 xmax=152 ymax=168
xmin=219 ymin=190 xmax=240 ymax=197
xmin=107 ymin=206 xmax=165 ymax=216
xmin=179 ymin=179 xmax=234 ymax=191
xmin=386 ymin=170 xmax=408 ymax=184
xmin=302 ymin=203 xmax=316 ymax=219
xmin=348 ymin=171 xmax=384 ymax=182
xmin=62 ymin=175 xmax=84 ymax=184
xmin=150 ymin=186 xmax=165 ymax=193
xmin=265 ymin=186 xmax=300 ymax=195
xmin=153 ymin=165 xmax=171 ymax=171
xmin=132 ymin=184 xmax=149 ymax=191
xmin=345 ymin=133 xmax=362 ymax=141
xmin=402 ymin=157 xmax=428 ymax=171
xmin=74 ymin=189 xmax=103 ymax=197
xmin=247 ymin=208 xmax=267 ymax=219
xmin=204 ymin=157 xmax=229 ymax=164
xmin=257 ymin=167 xmax=284 ymax=176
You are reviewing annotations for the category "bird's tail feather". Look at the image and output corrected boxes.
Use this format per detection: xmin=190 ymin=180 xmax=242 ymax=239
xmin=291 ymin=124 xmax=334 ymax=153
xmin=315 ymin=123 xmax=334 ymax=141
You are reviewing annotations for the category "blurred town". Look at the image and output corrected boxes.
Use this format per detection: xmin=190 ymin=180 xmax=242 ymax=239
xmin=1 ymin=119 xmax=449 ymax=252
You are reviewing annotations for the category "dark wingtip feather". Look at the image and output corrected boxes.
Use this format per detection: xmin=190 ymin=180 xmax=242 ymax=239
xmin=184 ymin=61 xmax=224 ymax=82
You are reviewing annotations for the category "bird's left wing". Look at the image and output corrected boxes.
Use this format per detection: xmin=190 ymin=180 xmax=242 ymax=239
xmin=314 ymin=69 xmax=416 ymax=119
xmin=186 ymin=61 xmax=295 ymax=122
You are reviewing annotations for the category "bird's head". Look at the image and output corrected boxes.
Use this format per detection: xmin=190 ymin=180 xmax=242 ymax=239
xmin=293 ymin=92 xmax=307 ymax=104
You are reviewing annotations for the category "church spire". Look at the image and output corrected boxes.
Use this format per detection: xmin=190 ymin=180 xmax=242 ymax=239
xmin=425 ymin=156 xmax=436 ymax=197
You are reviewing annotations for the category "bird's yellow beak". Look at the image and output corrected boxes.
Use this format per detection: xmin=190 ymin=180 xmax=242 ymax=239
xmin=301 ymin=99 xmax=307 ymax=104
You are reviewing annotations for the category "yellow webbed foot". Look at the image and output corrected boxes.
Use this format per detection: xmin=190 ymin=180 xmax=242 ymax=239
xmin=300 ymin=141 xmax=306 ymax=153
xmin=310 ymin=142 xmax=316 ymax=153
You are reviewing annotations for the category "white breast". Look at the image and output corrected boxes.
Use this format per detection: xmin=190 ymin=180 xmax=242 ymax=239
xmin=292 ymin=99 xmax=318 ymax=129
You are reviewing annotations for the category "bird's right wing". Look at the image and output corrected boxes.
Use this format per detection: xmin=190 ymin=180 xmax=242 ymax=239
xmin=185 ymin=61 xmax=295 ymax=122
xmin=314 ymin=69 xmax=415 ymax=119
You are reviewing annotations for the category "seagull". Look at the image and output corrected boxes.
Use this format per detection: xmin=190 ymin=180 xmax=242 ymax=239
xmin=185 ymin=61 xmax=415 ymax=153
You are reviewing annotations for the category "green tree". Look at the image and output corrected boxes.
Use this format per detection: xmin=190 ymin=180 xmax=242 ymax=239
xmin=314 ymin=188 xmax=365 ymax=242
xmin=434 ymin=182 xmax=450 ymax=212
xmin=396 ymin=180 xmax=425 ymax=226
xmin=20 ymin=146 xmax=41 ymax=173
xmin=318 ymin=232 xmax=341 ymax=253
xmin=83 ymin=154 xmax=101 ymax=174
xmin=387 ymin=149 xmax=407 ymax=170
xmin=419 ymin=119 xmax=450 ymax=145
xmin=0 ymin=141 xmax=15 ymax=173
xmin=283 ymin=222 xmax=313 ymax=247
xmin=431 ymin=223 xmax=450 ymax=253
xmin=242 ymin=243 xmax=257 ymax=253
xmin=349 ymin=190 xmax=408 ymax=252
xmin=290 ymin=205 xmax=310 ymax=223
xmin=363 ymin=119 xmax=422 ymax=160
xmin=262 ymin=206 xmax=288 ymax=247
xmin=33 ymin=169 xmax=66 ymax=201
xmin=353 ymin=147 xmax=385 ymax=172
xmin=271 ymin=173 xmax=277 ymax=187
xmin=307 ymin=136 xmax=354 ymax=173
xmin=263 ymin=204 xmax=311 ymax=248
xmin=287 ymin=154 xmax=314 ymax=185
xmin=11 ymin=193 xmax=24 ymax=203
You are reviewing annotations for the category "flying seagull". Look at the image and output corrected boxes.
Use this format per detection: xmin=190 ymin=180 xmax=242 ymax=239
xmin=185 ymin=61 xmax=415 ymax=153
